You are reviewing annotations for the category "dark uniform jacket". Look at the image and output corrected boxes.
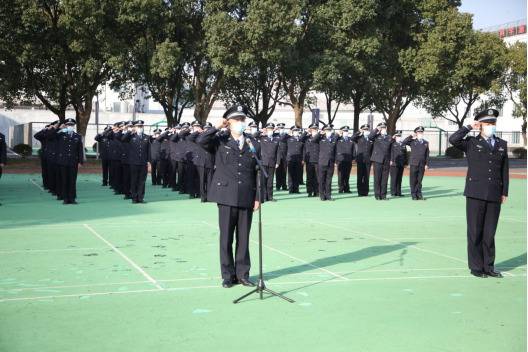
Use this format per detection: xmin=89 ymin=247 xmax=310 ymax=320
xmin=197 ymin=128 xmax=260 ymax=209
xmin=150 ymin=137 xmax=162 ymax=161
xmin=449 ymin=126 xmax=509 ymax=202
xmin=402 ymin=136 xmax=430 ymax=166
xmin=314 ymin=134 xmax=337 ymax=167
xmin=160 ymin=138 xmax=170 ymax=160
xmin=0 ymin=132 xmax=6 ymax=164
xmin=34 ymin=129 xmax=49 ymax=159
xmin=189 ymin=132 xmax=214 ymax=168
xmin=390 ymin=141 xmax=407 ymax=167
xmin=105 ymin=130 xmax=122 ymax=161
xmin=286 ymin=133 xmax=307 ymax=162
xmin=277 ymin=132 xmax=288 ymax=164
xmin=259 ymin=134 xmax=281 ymax=167
xmin=94 ymin=132 xmax=111 ymax=160
xmin=54 ymin=130 xmax=84 ymax=166
xmin=352 ymin=132 xmax=373 ymax=163
xmin=122 ymin=132 xmax=151 ymax=165
xmin=336 ymin=136 xmax=355 ymax=162
xmin=369 ymin=130 xmax=393 ymax=163
xmin=304 ymin=135 xmax=320 ymax=163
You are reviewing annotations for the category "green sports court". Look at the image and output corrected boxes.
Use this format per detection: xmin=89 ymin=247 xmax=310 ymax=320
xmin=0 ymin=172 xmax=525 ymax=352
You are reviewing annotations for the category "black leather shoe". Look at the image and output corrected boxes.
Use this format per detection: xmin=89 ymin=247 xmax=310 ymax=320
xmin=470 ymin=270 xmax=488 ymax=278
xmin=485 ymin=270 xmax=503 ymax=278
xmin=238 ymin=278 xmax=255 ymax=287
xmin=70 ymin=201 xmax=78 ymax=205
xmin=222 ymin=279 xmax=234 ymax=288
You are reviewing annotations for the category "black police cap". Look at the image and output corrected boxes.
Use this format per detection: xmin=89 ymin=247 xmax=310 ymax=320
xmin=360 ymin=124 xmax=370 ymax=130
xmin=223 ymin=105 xmax=248 ymax=120
xmin=414 ymin=126 xmax=425 ymax=133
xmin=65 ymin=118 xmax=76 ymax=126
xmin=475 ymin=108 xmax=499 ymax=123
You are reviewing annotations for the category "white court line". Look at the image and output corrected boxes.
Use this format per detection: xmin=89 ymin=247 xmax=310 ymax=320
xmin=201 ymin=221 xmax=349 ymax=281
xmin=0 ymin=280 xmax=150 ymax=291
xmin=0 ymin=247 xmax=108 ymax=254
xmin=30 ymin=178 xmax=45 ymax=192
xmin=3 ymin=266 xmax=526 ymax=292
xmin=313 ymin=220 xmax=516 ymax=278
xmin=83 ymin=224 xmax=164 ymax=290
xmin=1 ymin=273 xmax=525 ymax=303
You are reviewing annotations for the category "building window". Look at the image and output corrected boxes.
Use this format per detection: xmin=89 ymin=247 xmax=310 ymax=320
xmin=512 ymin=132 xmax=520 ymax=144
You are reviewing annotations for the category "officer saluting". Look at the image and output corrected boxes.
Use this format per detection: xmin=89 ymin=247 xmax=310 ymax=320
xmin=390 ymin=130 xmax=406 ymax=197
xmin=402 ymin=126 xmax=430 ymax=200
xmin=197 ymin=104 xmax=261 ymax=288
xmin=122 ymin=120 xmax=150 ymax=204
xmin=352 ymin=124 xmax=374 ymax=196
xmin=336 ymin=126 xmax=354 ymax=194
xmin=54 ymin=118 xmax=84 ymax=204
xmin=258 ymin=122 xmax=281 ymax=202
xmin=369 ymin=123 xmax=392 ymax=200
xmin=449 ymin=109 xmax=509 ymax=278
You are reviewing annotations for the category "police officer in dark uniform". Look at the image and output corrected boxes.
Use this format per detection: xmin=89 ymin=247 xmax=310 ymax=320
xmin=122 ymin=120 xmax=150 ymax=204
xmin=106 ymin=122 xmax=124 ymax=194
xmin=95 ymin=126 xmax=112 ymax=186
xmin=120 ymin=121 xmax=134 ymax=199
xmin=304 ymin=123 xmax=320 ymax=197
xmin=449 ymin=109 xmax=508 ymax=278
xmin=336 ymin=126 xmax=354 ymax=193
xmin=275 ymin=123 xmax=288 ymax=191
xmin=185 ymin=121 xmax=201 ymax=199
xmin=258 ymin=122 xmax=280 ymax=201
xmin=54 ymin=118 xmax=84 ymax=204
xmin=285 ymin=126 xmax=307 ymax=194
xmin=158 ymin=128 xmax=171 ymax=188
xmin=315 ymin=125 xmax=337 ymax=201
xmin=197 ymin=104 xmax=261 ymax=288
xmin=369 ymin=123 xmax=393 ymax=200
xmin=174 ymin=123 xmax=189 ymax=193
xmin=352 ymin=124 xmax=373 ymax=196
xmin=248 ymin=121 xmax=260 ymax=138
xmin=192 ymin=122 xmax=214 ymax=202
xmin=34 ymin=125 xmax=51 ymax=190
xmin=43 ymin=121 xmax=61 ymax=198
xmin=390 ymin=130 xmax=406 ymax=197
xmin=149 ymin=128 xmax=162 ymax=185
xmin=402 ymin=126 xmax=430 ymax=200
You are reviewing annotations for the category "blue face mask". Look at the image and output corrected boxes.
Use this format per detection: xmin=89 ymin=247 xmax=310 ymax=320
xmin=482 ymin=125 xmax=496 ymax=138
xmin=231 ymin=121 xmax=246 ymax=134
xmin=66 ymin=126 xmax=74 ymax=133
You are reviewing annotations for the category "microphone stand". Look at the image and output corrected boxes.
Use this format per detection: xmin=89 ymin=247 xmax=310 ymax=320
xmin=233 ymin=139 xmax=294 ymax=304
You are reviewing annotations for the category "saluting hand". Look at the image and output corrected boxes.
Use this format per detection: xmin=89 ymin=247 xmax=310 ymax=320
xmin=501 ymin=196 xmax=507 ymax=204
xmin=253 ymin=200 xmax=260 ymax=211
xmin=471 ymin=121 xmax=481 ymax=130
xmin=216 ymin=118 xmax=228 ymax=129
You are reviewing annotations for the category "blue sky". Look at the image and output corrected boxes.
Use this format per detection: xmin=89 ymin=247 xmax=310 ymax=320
xmin=460 ymin=0 xmax=526 ymax=29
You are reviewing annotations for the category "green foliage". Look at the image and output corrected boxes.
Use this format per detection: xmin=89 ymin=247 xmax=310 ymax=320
xmin=512 ymin=147 xmax=527 ymax=159
xmin=445 ymin=146 xmax=464 ymax=159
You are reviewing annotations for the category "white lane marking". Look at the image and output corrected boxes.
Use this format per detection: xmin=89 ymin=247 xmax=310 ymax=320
xmin=83 ymin=224 xmax=164 ymax=290
xmin=201 ymin=220 xmax=349 ymax=281
xmin=1 ymin=273 xmax=525 ymax=303
xmin=30 ymin=178 xmax=45 ymax=192
xmin=0 ymin=280 xmax=150 ymax=291
xmin=0 ymin=247 xmax=108 ymax=254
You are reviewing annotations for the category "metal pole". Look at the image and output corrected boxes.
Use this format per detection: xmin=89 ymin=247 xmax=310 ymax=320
xmin=95 ymin=94 xmax=100 ymax=160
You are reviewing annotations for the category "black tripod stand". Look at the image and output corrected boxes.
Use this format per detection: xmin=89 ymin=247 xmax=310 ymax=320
xmin=233 ymin=153 xmax=294 ymax=304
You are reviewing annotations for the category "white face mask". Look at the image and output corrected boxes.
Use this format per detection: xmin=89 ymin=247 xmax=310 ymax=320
xmin=251 ymin=128 xmax=258 ymax=134
xmin=343 ymin=132 xmax=349 ymax=138
xmin=416 ymin=133 xmax=424 ymax=140
xmin=363 ymin=130 xmax=370 ymax=137
xmin=293 ymin=132 xmax=299 ymax=137
xmin=482 ymin=125 xmax=496 ymax=138
xmin=231 ymin=121 xmax=246 ymax=134
xmin=266 ymin=130 xmax=273 ymax=137
xmin=279 ymin=129 xmax=286 ymax=135
xmin=395 ymin=137 xmax=402 ymax=143
xmin=381 ymin=129 xmax=387 ymax=136
xmin=311 ymin=131 xmax=318 ymax=137
xmin=137 ymin=128 xmax=143 ymax=134
xmin=326 ymin=130 xmax=333 ymax=136
xmin=66 ymin=126 xmax=74 ymax=133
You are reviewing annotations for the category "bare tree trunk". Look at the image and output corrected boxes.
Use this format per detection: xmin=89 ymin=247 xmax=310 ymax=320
xmin=74 ymin=96 xmax=93 ymax=138
xmin=386 ymin=110 xmax=398 ymax=135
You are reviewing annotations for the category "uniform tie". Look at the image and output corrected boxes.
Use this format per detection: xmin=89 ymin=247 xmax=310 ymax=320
xmin=487 ymin=138 xmax=494 ymax=148
xmin=239 ymin=137 xmax=244 ymax=150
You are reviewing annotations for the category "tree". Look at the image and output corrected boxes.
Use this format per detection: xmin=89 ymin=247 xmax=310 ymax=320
xmin=501 ymin=42 xmax=527 ymax=144
xmin=314 ymin=0 xmax=378 ymax=130
xmin=371 ymin=0 xmax=465 ymax=133
xmin=415 ymin=7 xmax=507 ymax=128
xmin=0 ymin=0 xmax=126 ymax=137
xmin=205 ymin=0 xmax=297 ymax=125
